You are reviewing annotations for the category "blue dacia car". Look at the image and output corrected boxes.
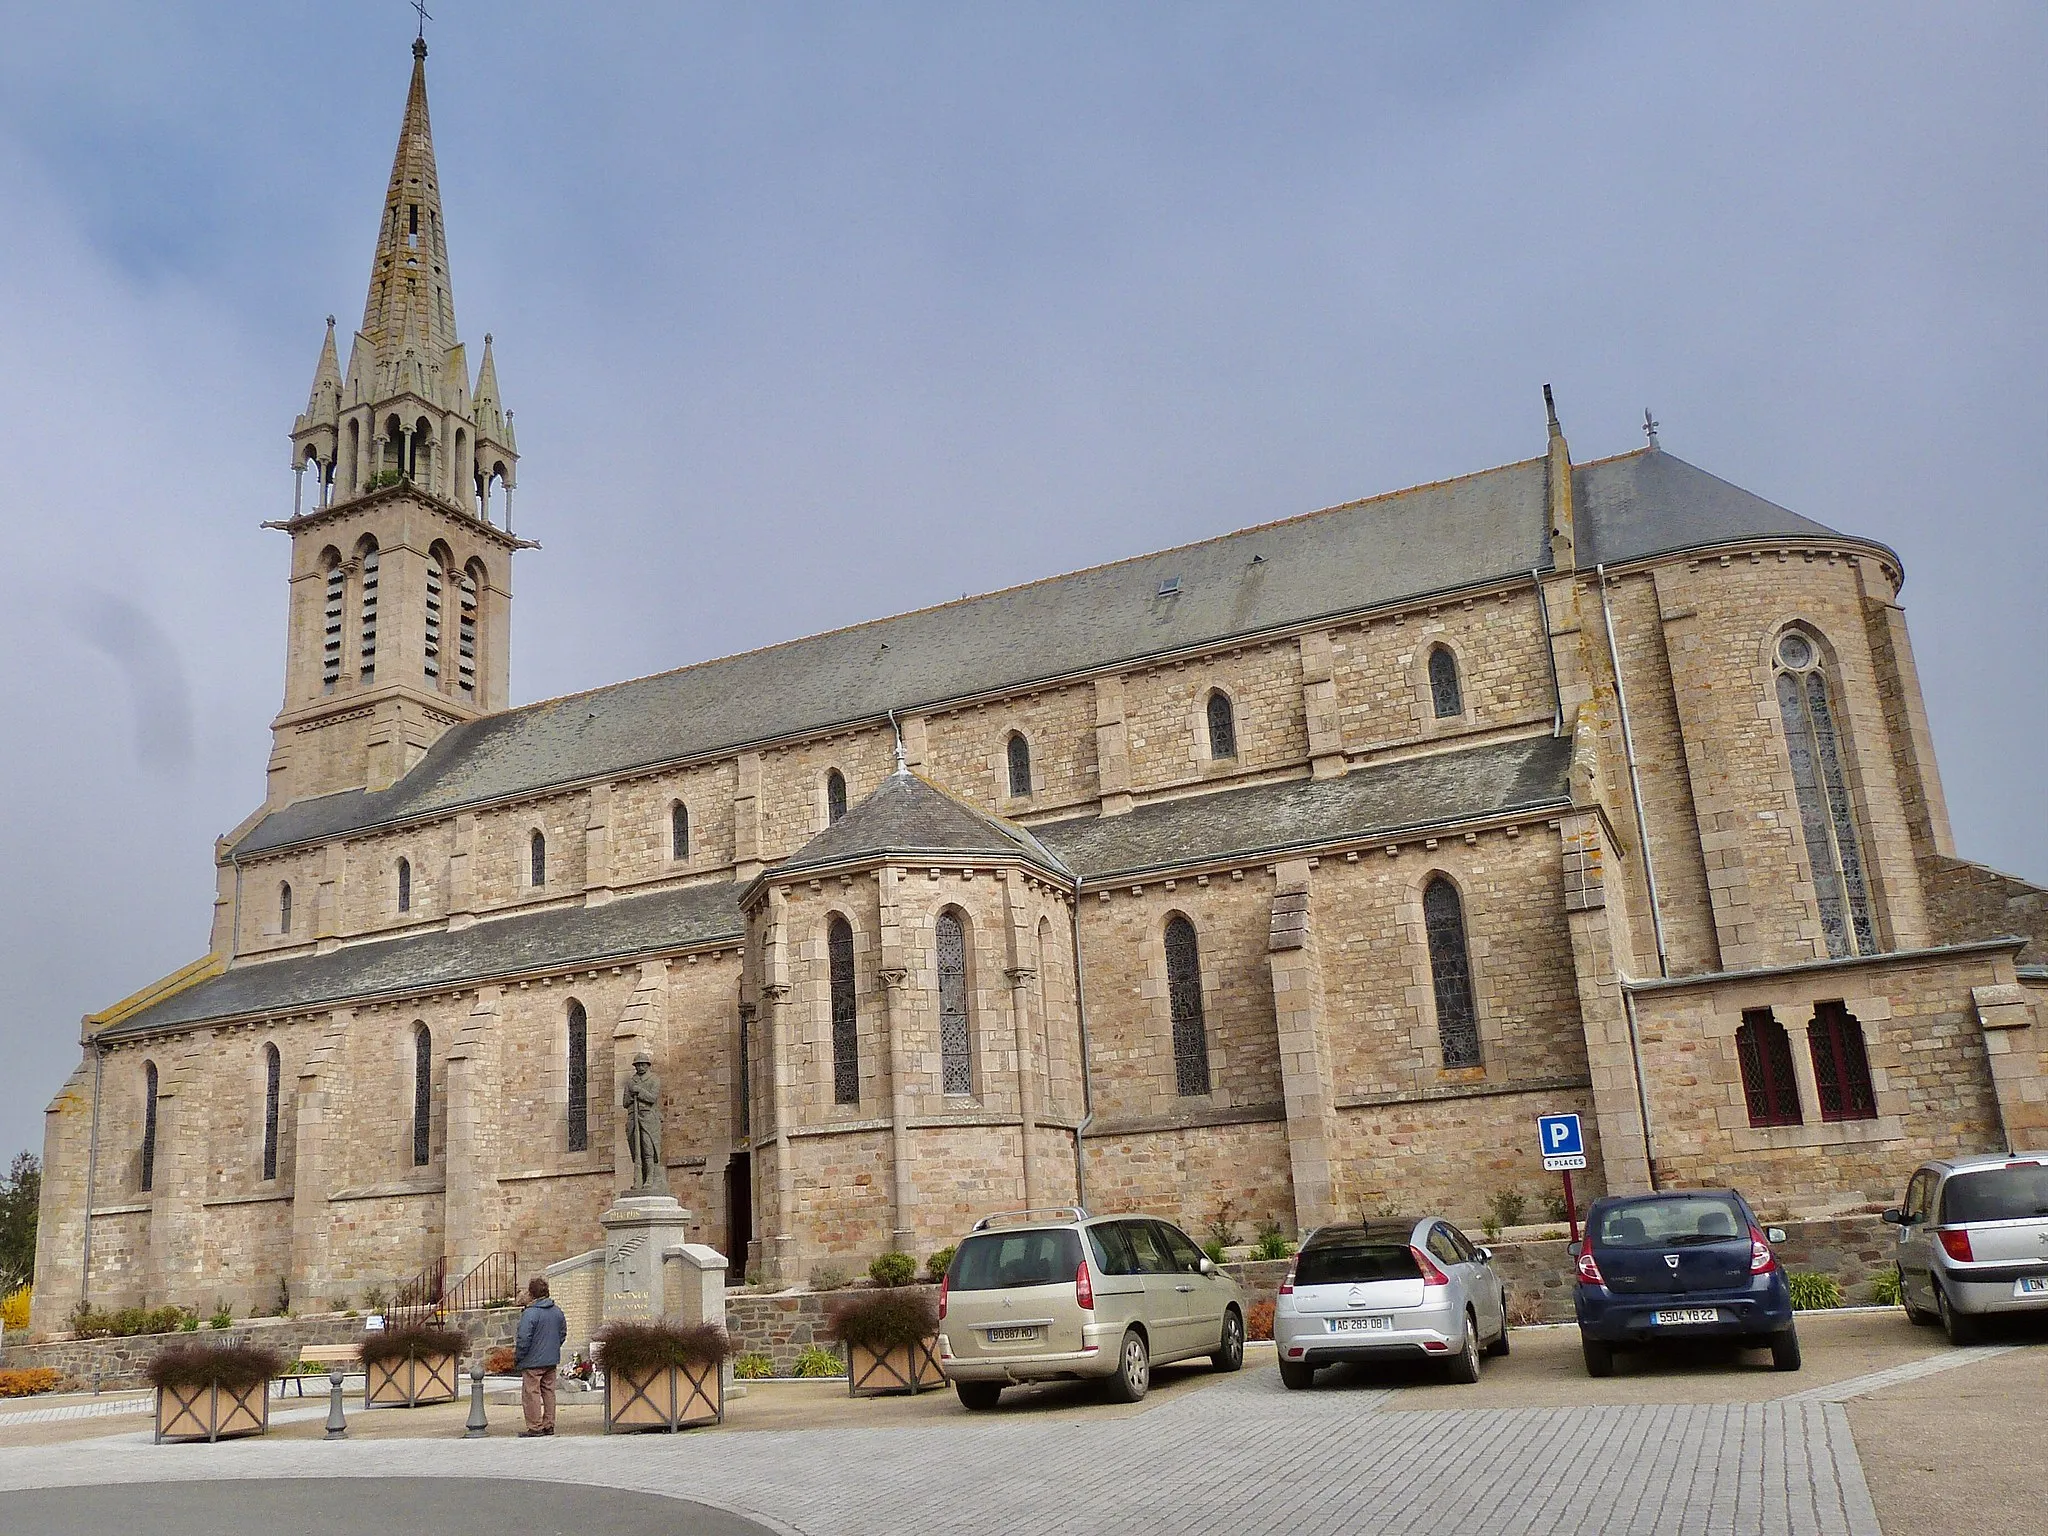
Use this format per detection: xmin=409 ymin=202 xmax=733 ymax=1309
xmin=1572 ymin=1188 xmax=1799 ymax=1377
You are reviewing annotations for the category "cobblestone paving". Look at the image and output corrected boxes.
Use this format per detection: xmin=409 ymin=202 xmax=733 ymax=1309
xmin=0 ymin=1363 xmax=1881 ymax=1536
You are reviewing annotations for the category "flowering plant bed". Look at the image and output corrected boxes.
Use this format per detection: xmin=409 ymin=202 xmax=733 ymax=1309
xmin=146 ymin=1344 xmax=283 ymax=1443
xmin=827 ymin=1289 xmax=943 ymax=1396
xmin=360 ymin=1324 xmax=466 ymax=1407
xmin=594 ymin=1321 xmax=729 ymax=1433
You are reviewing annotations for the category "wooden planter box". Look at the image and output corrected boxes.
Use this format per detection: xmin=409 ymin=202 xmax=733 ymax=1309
xmin=602 ymin=1358 xmax=723 ymax=1432
xmin=154 ymin=1379 xmax=271 ymax=1443
xmin=365 ymin=1352 xmax=460 ymax=1407
xmin=846 ymin=1336 xmax=945 ymax=1396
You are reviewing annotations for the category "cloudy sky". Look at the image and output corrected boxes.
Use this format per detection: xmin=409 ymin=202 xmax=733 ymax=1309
xmin=1 ymin=2 xmax=2042 ymax=1162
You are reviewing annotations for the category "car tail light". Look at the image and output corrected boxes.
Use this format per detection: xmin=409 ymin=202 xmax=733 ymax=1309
xmin=938 ymin=1273 xmax=949 ymax=1321
xmin=1938 ymin=1228 xmax=1975 ymax=1263
xmin=1279 ymin=1256 xmax=1297 ymax=1296
xmin=1575 ymin=1248 xmax=1604 ymax=1286
xmin=1749 ymin=1227 xmax=1778 ymax=1275
xmin=1075 ymin=1259 xmax=1094 ymax=1311
xmin=1411 ymin=1244 xmax=1450 ymax=1287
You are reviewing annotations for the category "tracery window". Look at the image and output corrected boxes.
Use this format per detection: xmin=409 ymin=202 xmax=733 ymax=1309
xmin=828 ymin=916 xmax=859 ymax=1105
xmin=140 ymin=1061 xmax=159 ymax=1193
xmin=826 ymin=770 xmax=848 ymax=825
xmin=1428 ymin=646 xmax=1463 ymax=719
xmin=321 ymin=557 xmax=344 ymax=692
xmin=566 ymin=1001 xmax=589 ymax=1152
xmin=411 ymin=1024 xmax=432 ymax=1167
xmin=262 ymin=1044 xmax=282 ymax=1180
xmin=530 ymin=830 xmax=546 ymax=887
xmin=937 ymin=911 xmax=973 ymax=1094
xmin=1006 ymin=734 xmax=1032 ymax=799
xmin=1808 ymin=1002 xmax=1877 ymax=1122
xmin=1423 ymin=876 xmax=1481 ymax=1069
xmin=1164 ymin=915 xmax=1211 ymax=1096
xmin=1735 ymin=1008 xmax=1801 ymax=1127
xmin=1774 ymin=629 xmax=1876 ymax=958
xmin=279 ymin=882 xmax=293 ymax=934
xmin=357 ymin=543 xmax=379 ymax=681
xmin=396 ymin=857 xmax=412 ymax=913
xmin=671 ymin=802 xmax=690 ymax=860
xmin=1206 ymin=691 xmax=1237 ymax=760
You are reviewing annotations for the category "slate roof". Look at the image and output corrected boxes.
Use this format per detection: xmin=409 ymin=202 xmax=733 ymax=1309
xmin=236 ymin=448 xmax=1867 ymax=857
xmin=1035 ymin=734 xmax=1575 ymax=881
xmin=773 ymin=770 xmax=1072 ymax=882
xmin=99 ymin=881 xmax=743 ymax=1039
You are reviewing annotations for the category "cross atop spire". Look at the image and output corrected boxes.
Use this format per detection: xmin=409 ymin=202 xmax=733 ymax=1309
xmin=360 ymin=35 xmax=457 ymax=364
xmin=412 ymin=0 xmax=432 ymax=44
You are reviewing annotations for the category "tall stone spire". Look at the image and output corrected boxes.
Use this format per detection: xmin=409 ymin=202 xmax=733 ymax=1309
xmin=362 ymin=37 xmax=458 ymax=364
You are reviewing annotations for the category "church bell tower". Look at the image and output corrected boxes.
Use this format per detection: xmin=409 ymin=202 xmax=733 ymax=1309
xmin=268 ymin=37 xmax=528 ymax=806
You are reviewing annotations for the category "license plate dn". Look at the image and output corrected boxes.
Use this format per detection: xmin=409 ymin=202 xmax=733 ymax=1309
xmin=2015 ymin=1277 xmax=2048 ymax=1297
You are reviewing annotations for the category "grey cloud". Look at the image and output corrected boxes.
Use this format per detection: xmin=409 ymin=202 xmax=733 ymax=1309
xmin=71 ymin=590 xmax=194 ymax=777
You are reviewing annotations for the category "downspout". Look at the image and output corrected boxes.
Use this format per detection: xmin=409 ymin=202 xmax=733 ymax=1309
xmin=1068 ymin=896 xmax=1095 ymax=1211
xmin=1595 ymin=565 xmax=1670 ymax=979
xmin=1620 ymin=987 xmax=1661 ymax=1191
xmin=81 ymin=1036 xmax=104 ymax=1307
xmin=1532 ymin=569 xmax=1563 ymax=738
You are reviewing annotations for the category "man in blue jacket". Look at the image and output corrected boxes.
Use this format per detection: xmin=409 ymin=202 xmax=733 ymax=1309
xmin=514 ymin=1275 xmax=568 ymax=1436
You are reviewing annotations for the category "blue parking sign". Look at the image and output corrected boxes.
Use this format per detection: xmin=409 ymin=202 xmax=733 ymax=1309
xmin=1538 ymin=1113 xmax=1586 ymax=1171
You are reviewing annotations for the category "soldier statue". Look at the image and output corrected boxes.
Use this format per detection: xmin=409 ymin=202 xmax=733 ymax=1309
xmin=621 ymin=1048 xmax=667 ymax=1192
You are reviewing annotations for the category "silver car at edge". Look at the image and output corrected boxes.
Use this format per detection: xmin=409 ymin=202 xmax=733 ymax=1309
xmin=1273 ymin=1215 xmax=1509 ymax=1389
xmin=1884 ymin=1150 xmax=2048 ymax=1343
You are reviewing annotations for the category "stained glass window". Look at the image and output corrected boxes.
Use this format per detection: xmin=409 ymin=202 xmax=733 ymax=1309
xmin=279 ymin=882 xmax=293 ymax=934
xmin=829 ymin=917 xmax=859 ymax=1104
xmin=672 ymin=802 xmax=690 ymax=860
xmin=566 ymin=1002 xmax=589 ymax=1151
xmin=1429 ymin=646 xmax=1463 ymax=719
xmin=262 ymin=1044 xmax=281 ymax=1180
xmin=140 ymin=1061 xmax=159 ymax=1193
xmin=1424 ymin=877 xmax=1481 ymax=1068
xmin=827 ymin=770 xmax=848 ymax=824
xmin=1206 ymin=693 xmax=1236 ymax=760
xmin=530 ymin=830 xmax=546 ymax=887
xmin=1165 ymin=916 xmax=1211 ymax=1095
xmin=1735 ymin=1009 xmax=1801 ymax=1126
xmin=1007 ymin=734 xmax=1032 ymax=798
xmin=397 ymin=857 xmax=411 ymax=913
xmin=412 ymin=1025 xmax=432 ymax=1167
xmin=938 ymin=911 xmax=972 ymax=1094
xmin=1775 ymin=631 xmax=1875 ymax=957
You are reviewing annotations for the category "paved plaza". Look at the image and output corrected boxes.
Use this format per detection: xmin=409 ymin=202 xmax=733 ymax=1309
xmin=0 ymin=1314 xmax=2038 ymax=1535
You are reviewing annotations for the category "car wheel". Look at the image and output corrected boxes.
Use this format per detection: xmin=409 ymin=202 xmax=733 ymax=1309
xmin=1581 ymin=1337 xmax=1615 ymax=1378
xmin=1769 ymin=1326 xmax=1802 ymax=1372
xmin=1107 ymin=1329 xmax=1151 ymax=1403
xmin=1211 ymin=1308 xmax=1245 ymax=1373
xmin=1899 ymin=1267 xmax=1936 ymax=1326
xmin=1446 ymin=1312 xmax=1482 ymax=1384
xmin=1278 ymin=1358 xmax=1317 ymax=1391
xmin=1936 ymin=1283 xmax=1981 ymax=1346
xmin=954 ymin=1380 xmax=1003 ymax=1411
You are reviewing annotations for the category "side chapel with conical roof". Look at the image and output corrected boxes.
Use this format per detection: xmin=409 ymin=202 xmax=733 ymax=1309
xmin=31 ymin=42 xmax=2048 ymax=1330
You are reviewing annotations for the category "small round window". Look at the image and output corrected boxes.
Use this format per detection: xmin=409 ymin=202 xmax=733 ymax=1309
xmin=1775 ymin=631 xmax=1815 ymax=670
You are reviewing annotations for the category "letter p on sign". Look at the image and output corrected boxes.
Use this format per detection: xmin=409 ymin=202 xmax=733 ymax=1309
xmin=1538 ymin=1113 xmax=1586 ymax=1171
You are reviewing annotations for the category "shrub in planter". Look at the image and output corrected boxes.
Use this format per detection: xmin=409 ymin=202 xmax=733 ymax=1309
xmin=594 ymin=1320 xmax=730 ymax=1432
xmin=924 ymin=1246 xmax=955 ymax=1283
xmin=360 ymin=1323 xmax=467 ymax=1407
xmin=868 ymin=1251 xmax=917 ymax=1288
xmin=146 ymin=1343 xmax=284 ymax=1443
xmin=0 ymin=1368 xmax=60 ymax=1398
xmin=828 ymin=1288 xmax=943 ymax=1396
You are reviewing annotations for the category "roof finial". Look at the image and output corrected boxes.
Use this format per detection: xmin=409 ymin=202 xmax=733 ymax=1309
xmin=888 ymin=710 xmax=909 ymax=776
xmin=1642 ymin=407 xmax=1661 ymax=451
xmin=412 ymin=0 xmax=432 ymax=49
xmin=1543 ymin=383 xmax=1562 ymax=439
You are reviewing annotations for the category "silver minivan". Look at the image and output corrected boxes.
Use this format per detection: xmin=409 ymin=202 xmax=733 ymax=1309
xmin=1885 ymin=1151 xmax=2048 ymax=1343
xmin=937 ymin=1207 xmax=1246 ymax=1409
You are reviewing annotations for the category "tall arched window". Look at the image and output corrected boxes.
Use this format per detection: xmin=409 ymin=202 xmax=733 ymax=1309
xmin=1423 ymin=877 xmax=1481 ymax=1068
xmin=1735 ymin=1008 xmax=1801 ymax=1127
xmin=1808 ymin=1002 xmax=1877 ymax=1122
xmin=396 ymin=857 xmax=412 ymax=913
xmin=566 ymin=1001 xmax=589 ymax=1152
xmin=1428 ymin=646 xmax=1463 ymax=719
xmin=279 ymin=882 xmax=293 ymax=934
xmin=530 ymin=830 xmax=546 ymax=887
xmin=411 ymin=1024 xmax=433 ymax=1167
xmin=828 ymin=916 xmax=859 ymax=1104
xmin=140 ymin=1061 xmax=159 ymax=1193
xmin=1774 ymin=629 xmax=1876 ymax=958
xmin=1006 ymin=734 xmax=1032 ymax=799
xmin=1205 ymin=692 xmax=1237 ymax=760
xmin=937 ymin=910 xmax=973 ymax=1094
xmin=262 ymin=1043 xmax=282 ymax=1180
xmin=457 ymin=563 xmax=480 ymax=698
xmin=424 ymin=548 xmax=447 ymax=686
xmin=1164 ymin=915 xmax=1211 ymax=1096
xmin=321 ymin=554 xmax=344 ymax=692
xmin=671 ymin=802 xmax=690 ymax=860
xmin=357 ymin=542 xmax=379 ymax=681
xmin=826 ymin=769 xmax=848 ymax=824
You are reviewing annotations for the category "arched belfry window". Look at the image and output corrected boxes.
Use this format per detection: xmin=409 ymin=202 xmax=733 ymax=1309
xmin=321 ymin=554 xmax=344 ymax=692
xmin=826 ymin=770 xmax=848 ymax=825
xmin=140 ymin=1060 xmax=159 ymax=1193
xmin=828 ymin=916 xmax=859 ymax=1104
xmin=262 ymin=1043 xmax=282 ymax=1180
xmin=1006 ymin=734 xmax=1032 ymax=799
xmin=566 ymin=1001 xmax=589 ymax=1152
xmin=530 ymin=830 xmax=546 ymax=887
xmin=1205 ymin=692 xmax=1237 ymax=760
xmin=411 ymin=1024 xmax=432 ymax=1167
xmin=937 ymin=910 xmax=973 ymax=1094
xmin=357 ymin=541 xmax=379 ymax=681
xmin=671 ymin=802 xmax=690 ymax=860
xmin=279 ymin=882 xmax=293 ymax=934
xmin=396 ymin=857 xmax=412 ymax=913
xmin=1164 ymin=915 xmax=1211 ymax=1096
xmin=424 ymin=547 xmax=449 ymax=687
xmin=457 ymin=563 xmax=480 ymax=698
xmin=1774 ymin=629 xmax=1876 ymax=958
xmin=1423 ymin=876 xmax=1481 ymax=1068
xmin=1428 ymin=646 xmax=1463 ymax=719
xmin=1735 ymin=1009 xmax=1801 ymax=1127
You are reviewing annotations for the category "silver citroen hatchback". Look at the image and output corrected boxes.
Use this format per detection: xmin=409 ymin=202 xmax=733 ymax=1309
xmin=1884 ymin=1150 xmax=2048 ymax=1343
xmin=936 ymin=1207 xmax=1246 ymax=1409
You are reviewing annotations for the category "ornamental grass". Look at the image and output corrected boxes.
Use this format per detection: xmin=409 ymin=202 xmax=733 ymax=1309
xmin=358 ymin=1323 xmax=468 ymax=1366
xmin=144 ymin=1343 xmax=285 ymax=1392
xmin=592 ymin=1320 xmax=731 ymax=1375
xmin=826 ymin=1288 xmax=939 ymax=1352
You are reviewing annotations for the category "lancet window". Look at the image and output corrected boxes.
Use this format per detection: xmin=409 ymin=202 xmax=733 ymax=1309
xmin=1424 ymin=876 xmax=1481 ymax=1069
xmin=671 ymin=802 xmax=690 ymax=860
xmin=396 ymin=857 xmax=412 ymax=913
xmin=566 ymin=1001 xmax=589 ymax=1152
xmin=826 ymin=770 xmax=848 ymax=825
xmin=411 ymin=1025 xmax=432 ymax=1167
xmin=1206 ymin=692 xmax=1237 ymax=760
xmin=1007 ymin=734 xmax=1032 ymax=798
xmin=262 ymin=1044 xmax=282 ymax=1180
xmin=937 ymin=911 xmax=973 ymax=1094
xmin=1165 ymin=915 xmax=1211 ymax=1096
xmin=140 ymin=1061 xmax=159 ymax=1193
xmin=829 ymin=916 xmax=859 ymax=1105
xmin=1774 ymin=629 xmax=1876 ymax=957
xmin=1429 ymin=646 xmax=1463 ymax=719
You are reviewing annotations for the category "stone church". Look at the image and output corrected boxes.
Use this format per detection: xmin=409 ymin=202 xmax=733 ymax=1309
xmin=32 ymin=42 xmax=2048 ymax=1329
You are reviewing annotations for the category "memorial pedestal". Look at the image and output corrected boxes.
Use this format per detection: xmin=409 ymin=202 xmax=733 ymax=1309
xmin=600 ymin=1195 xmax=694 ymax=1324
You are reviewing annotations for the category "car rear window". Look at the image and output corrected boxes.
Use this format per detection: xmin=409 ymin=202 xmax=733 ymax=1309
xmin=949 ymin=1229 xmax=1082 ymax=1291
xmin=1294 ymin=1242 xmax=1422 ymax=1286
xmin=1941 ymin=1163 xmax=2048 ymax=1224
xmin=1595 ymin=1195 xmax=1745 ymax=1248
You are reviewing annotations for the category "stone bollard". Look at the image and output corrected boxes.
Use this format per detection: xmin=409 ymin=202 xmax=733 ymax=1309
xmin=464 ymin=1361 xmax=488 ymax=1438
xmin=325 ymin=1367 xmax=347 ymax=1439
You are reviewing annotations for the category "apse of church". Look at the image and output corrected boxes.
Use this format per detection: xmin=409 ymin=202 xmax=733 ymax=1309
xmin=31 ymin=41 xmax=2048 ymax=1331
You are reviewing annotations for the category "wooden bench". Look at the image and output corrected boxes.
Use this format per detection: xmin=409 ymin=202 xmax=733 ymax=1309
xmin=277 ymin=1342 xmax=363 ymax=1397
